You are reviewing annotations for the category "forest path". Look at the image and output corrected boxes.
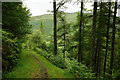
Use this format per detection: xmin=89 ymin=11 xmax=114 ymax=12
xmin=4 ymin=50 xmax=74 ymax=78
xmin=31 ymin=52 xmax=49 ymax=79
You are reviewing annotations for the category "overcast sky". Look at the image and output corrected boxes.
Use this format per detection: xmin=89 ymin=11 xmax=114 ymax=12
xmin=23 ymin=0 xmax=93 ymax=16
xmin=23 ymin=0 xmax=120 ymax=17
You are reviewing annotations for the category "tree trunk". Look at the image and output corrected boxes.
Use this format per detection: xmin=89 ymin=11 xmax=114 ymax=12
xmin=103 ymin=2 xmax=111 ymax=77
xmin=96 ymin=2 xmax=103 ymax=77
xmin=53 ymin=0 xmax=57 ymax=55
xmin=109 ymin=0 xmax=117 ymax=78
xmin=91 ymin=1 xmax=97 ymax=73
xmin=78 ymin=1 xmax=83 ymax=62
xmin=63 ymin=23 xmax=66 ymax=62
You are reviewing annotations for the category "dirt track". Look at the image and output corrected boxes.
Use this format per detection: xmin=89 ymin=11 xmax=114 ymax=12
xmin=31 ymin=53 xmax=49 ymax=79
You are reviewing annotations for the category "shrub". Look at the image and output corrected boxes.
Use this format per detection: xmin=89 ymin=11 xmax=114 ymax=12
xmin=2 ymin=30 xmax=21 ymax=72
xmin=35 ymin=48 xmax=66 ymax=68
xmin=35 ymin=47 xmax=94 ymax=78
xmin=50 ymin=53 xmax=66 ymax=69
xmin=65 ymin=58 xmax=94 ymax=78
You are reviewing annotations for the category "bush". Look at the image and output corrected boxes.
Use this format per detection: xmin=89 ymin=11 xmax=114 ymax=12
xmin=35 ymin=48 xmax=66 ymax=68
xmin=65 ymin=58 xmax=94 ymax=78
xmin=35 ymin=47 xmax=94 ymax=78
xmin=34 ymin=48 xmax=50 ymax=58
xmin=49 ymin=53 xmax=66 ymax=69
xmin=2 ymin=30 xmax=21 ymax=72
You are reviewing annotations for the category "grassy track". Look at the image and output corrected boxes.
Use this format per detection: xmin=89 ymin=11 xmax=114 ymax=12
xmin=32 ymin=51 xmax=75 ymax=78
xmin=4 ymin=50 xmax=43 ymax=78
xmin=4 ymin=50 xmax=74 ymax=78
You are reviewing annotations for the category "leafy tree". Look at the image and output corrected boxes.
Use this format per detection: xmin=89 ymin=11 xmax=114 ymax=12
xmin=2 ymin=30 xmax=21 ymax=72
xmin=2 ymin=2 xmax=31 ymax=40
xmin=2 ymin=2 xmax=31 ymax=73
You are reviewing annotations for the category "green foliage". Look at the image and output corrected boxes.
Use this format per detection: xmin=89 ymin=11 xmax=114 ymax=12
xmin=2 ymin=2 xmax=31 ymax=73
xmin=30 ymin=10 xmax=95 ymax=78
xmin=33 ymin=51 xmax=75 ymax=78
xmin=30 ymin=13 xmax=77 ymax=37
xmin=2 ymin=30 xmax=21 ymax=72
xmin=35 ymin=46 xmax=94 ymax=78
xmin=34 ymin=48 xmax=65 ymax=69
xmin=24 ymin=29 xmax=47 ymax=51
xmin=65 ymin=58 xmax=94 ymax=78
xmin=2 ymin=2 xmax=31 ymax=40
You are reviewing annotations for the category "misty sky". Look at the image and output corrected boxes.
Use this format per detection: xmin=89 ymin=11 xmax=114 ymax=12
xmin=23 ymin=0 xmax=93 ymax=16
xmin=23 ymin=0 xmax=120 ymax=17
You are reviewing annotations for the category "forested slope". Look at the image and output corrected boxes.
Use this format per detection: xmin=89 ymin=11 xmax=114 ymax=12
xmin=30 ymin=12 xmax=78 ymax=36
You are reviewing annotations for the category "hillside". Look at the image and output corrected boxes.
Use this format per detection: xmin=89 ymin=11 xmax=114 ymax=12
xmin=30 ymin=12 xmax=78 ymax=36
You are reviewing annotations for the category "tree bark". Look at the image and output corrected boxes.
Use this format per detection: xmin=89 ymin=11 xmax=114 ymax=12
xmin=78 ymin=1 xmax=83 ymax=62
xmin=63 ymin=22 xmax=66 ymax=62
xmin=53 ymin=0 xmax=57 ymax=55
xmin=96 ymin=2 xmax=103 ymax=77
xmin=109 ymin=0 xmax=117 ymax=78
xmin=91 ymin=1 xmax=97 ymax=73
xmin=103 ymin=2 xmax=111 ymax=77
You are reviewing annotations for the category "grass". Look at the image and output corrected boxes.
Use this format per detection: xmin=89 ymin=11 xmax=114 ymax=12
xmin=4 ymin=50 xmax=43 ymax=78
xmin=32 ymin=51 xmax=75 ymax=78
xmin=4 ymin=50 xmax=75 ymax=78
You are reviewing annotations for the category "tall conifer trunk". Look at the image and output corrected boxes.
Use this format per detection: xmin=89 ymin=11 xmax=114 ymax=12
xmin=103 ymin=2 xmax=111 ymax=77
xmin=78 ymin=1 xmax=83 ymax=62
xmin=96 ymin=2 xmax=103 ymax=77
xmin=109 ymin=0 xmax=117 ymax=78
xmin=63 ymin=21 xmax=66 ymax=62
xmin=53 ymin=0 xmax=57 ymax=55
xmin=91 ymin=1 xmax=97 ymax=73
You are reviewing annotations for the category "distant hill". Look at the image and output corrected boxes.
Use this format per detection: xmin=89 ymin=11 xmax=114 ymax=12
xmin=30 ymin=12 xmax=78 ymax=36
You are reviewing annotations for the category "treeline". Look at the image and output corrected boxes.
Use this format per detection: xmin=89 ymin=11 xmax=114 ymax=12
xmin=2 ymin=2 xmax=31 ymax=74
xmin=52 ymin=0 xmax=120 ymax=79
